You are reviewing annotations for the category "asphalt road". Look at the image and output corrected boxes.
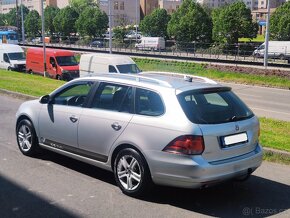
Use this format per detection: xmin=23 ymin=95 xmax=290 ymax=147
xmin=0 ymin=95 xmax=290 ymax=218
xmin=224 ymin=83 xmax=290 ymax=121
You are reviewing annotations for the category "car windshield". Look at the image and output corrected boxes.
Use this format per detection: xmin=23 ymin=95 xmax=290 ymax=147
xmin=177 ymin=88 xmax=254 ymax=124
xmin=116 ymin=64 xmax=140 ymax=74
xmin=8 ymin=52 xmax=25 ymax=60
xmin=56 ymin=56 xmax=78 ymax=66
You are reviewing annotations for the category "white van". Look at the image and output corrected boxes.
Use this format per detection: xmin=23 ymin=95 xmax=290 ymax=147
xmin=253 ymin=41 xmax=290 ymax=59
xmin=0 ymin=44 xmax=26 ymax=71
xmin=79 ymin=53 xmax=140 ymax=77
xmin=135 ymin=37 xmax=165 ymax=51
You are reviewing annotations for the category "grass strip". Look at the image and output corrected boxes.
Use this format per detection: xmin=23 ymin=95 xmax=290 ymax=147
xmin=134 ymin=58 xmax=290 ymax=89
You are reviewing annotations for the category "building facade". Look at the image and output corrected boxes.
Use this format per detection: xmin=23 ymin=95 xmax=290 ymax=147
xmin=159 ymin=0 xmax=182 ymax=14
xmin=0 ymin=0 xmax=45 ymax=15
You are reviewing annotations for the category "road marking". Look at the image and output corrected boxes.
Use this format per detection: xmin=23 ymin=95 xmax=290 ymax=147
xmin=237 ymin=93 xmax=262 ymax=98
xmin=251 ymin=107 xmax=290 ymax=116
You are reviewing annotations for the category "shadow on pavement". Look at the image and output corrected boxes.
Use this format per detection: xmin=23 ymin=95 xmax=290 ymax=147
xmin=0 ymin=173 xmax=79 ymax=218
xmin=139 ymin=176 xmax=290 ymax=218
xmin=37 ymin=151 xmax=290 ymax=218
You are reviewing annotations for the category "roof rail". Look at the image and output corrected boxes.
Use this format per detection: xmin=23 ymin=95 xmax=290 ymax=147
xmin=141 ymin=71 xmax=217 ymax=84
xmin=96 ymin=73 xmax=172 ymax=87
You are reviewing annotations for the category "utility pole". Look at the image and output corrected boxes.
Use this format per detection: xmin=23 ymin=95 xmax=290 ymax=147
xmin=41 ymin=0 xmax=47 ymax=77
xmin=108 ymin=0 xmax=112 ymax=54
xmin=263 ymin=0 xmax=270 ymax=68
xmin=16 ymin=0 xmax=20 ymax=42
xmin=21 ymin=0 xmax=25 ymax=43
xmin=135 ymin=0 xmax=138 ymax=42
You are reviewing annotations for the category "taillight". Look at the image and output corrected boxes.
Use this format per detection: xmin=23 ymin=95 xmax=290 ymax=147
xmin=163 ymin=135 xmax=204 ymax=155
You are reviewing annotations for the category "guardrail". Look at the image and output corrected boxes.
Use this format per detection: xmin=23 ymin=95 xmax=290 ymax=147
xmin=20 ymin=42 xmax=290 ymax=69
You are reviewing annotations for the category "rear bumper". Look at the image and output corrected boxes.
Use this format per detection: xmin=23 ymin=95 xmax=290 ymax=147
xmin=147 ymin=144 xmax=263 ymax=188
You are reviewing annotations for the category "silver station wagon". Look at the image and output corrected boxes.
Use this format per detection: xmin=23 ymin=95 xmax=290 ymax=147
xmin=16 ymin=72 xmax=263 ymax=196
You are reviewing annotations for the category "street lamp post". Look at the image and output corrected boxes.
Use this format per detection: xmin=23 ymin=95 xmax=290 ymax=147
xmin=108 ymin=0 xmax=112 ymax=54
xmin=41 ymin=0 xmax=47 ymax=77
xmin=263 ymin=0 xmax=270 ymax=68
xmin=135 ymin=0 xmax=138 ymax=42
xmin=21 ymin=0 xmax=25 ymax=43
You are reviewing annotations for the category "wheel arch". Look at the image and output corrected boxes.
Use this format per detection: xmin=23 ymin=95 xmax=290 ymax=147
xmin=110 ymin=143 xmax=151 ymax=174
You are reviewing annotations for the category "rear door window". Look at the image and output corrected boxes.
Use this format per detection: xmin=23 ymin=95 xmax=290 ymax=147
xmin=91 ymin=82 xmax=133 ymax=113
xmin=178 ymin=88 xmax=254 ymax=124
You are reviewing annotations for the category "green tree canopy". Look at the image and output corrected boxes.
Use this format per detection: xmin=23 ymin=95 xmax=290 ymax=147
xmin=53 ymin=6 xmax=78 ymax=37
xmin=69 ymin=0 xmax=97 ymax=15
xmin=24 ymin=10 xmax=41 ymax=38
xmin=167 ymin=0 xmax=212 ymax=43
xmin=270 ymin=1 xmax=290 ymax=40
xmin=4 ymin=5 xmax=29 ymax=27
xmin=139 ymin=8 xmax=170 ymax=38
xmin=212 ymin=2 xmax=257 ymax=44
xmin=44 ymin=6 xmax=60 ymax=36
xmin=75 ymin=6 xmax=108 ymax=38
xmin=0 ymin=14 xmax=6 ymax=26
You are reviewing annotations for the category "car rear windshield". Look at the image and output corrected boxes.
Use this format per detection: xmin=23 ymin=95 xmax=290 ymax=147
xmin=177 ymin=88 xmax=254 ymax=124
xmin=116 ymin=64 xmax=140 ymax=74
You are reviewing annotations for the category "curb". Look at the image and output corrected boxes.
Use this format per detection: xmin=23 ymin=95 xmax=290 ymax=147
xmin=0 ymin=89 xmax=38 ymax=100
xmin=263 ymin=147 xmax=290 ymax=159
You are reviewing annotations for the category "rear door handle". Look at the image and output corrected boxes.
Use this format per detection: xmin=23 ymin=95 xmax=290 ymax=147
xmin=111 ymin=122 xmax=122 ymax=131
xmin=69 ymin=116 xmax=78 ymax=123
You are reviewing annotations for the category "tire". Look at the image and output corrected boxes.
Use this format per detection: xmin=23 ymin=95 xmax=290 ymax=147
xmin=16 ymin=119 xmax=40 ymax=157
xmin=56 ymin=74 xmax=62 ymax=80
xmin=279 ymin=54 xmax=285 ymax=60
xmin=114 ymin=148 xmax=152 ymax=197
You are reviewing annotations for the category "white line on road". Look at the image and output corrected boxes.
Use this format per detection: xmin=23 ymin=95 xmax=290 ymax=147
xmin=251 ymin=107 xmax=290 ymax=116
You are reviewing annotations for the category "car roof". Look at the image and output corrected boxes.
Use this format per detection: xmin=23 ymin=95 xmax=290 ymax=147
xmin=72 ymin=71 xmax=224 ymax=92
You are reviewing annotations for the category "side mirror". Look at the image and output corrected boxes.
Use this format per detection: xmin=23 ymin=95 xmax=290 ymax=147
xmin=39 ymin=95 xmax=51 ymax=104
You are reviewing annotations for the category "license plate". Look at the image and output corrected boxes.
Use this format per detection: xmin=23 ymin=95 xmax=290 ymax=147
xmin=221 ymin=132 xmax=248 ymax=148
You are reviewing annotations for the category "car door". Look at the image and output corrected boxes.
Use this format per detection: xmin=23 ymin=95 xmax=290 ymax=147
xmin=78 ymin=82 xmax=133 ymax=161
xmin=38 ymin=81 xmax=94 ymax=149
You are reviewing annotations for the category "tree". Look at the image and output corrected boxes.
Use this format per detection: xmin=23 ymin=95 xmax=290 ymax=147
xmin=53 ymin=6 xmax=78 ymax=37
xmin=44 ymin=6 xmax=60 ymax=36
xmin=69 ymin=0 xmax=97 ymax=15
xmin=212 ymin=2 xmax=257 ymax=45
xmin=0 ymin=14 xmax=7 ymax=26
xmin=167 ymin=0 xmax=212 ymax=43
xmin=24 ymin=10 xmax=41 ymax=38
xmin=270 ymin=1 xmax=290 ymax=40
xmin=139 ymin=8 xmax=170 ymax=38
xmin=113 ymin=26 xmax=126 ymax=42
xmin=4 ymin=5 xmax=29 ymax=27
xmin=75 ymin=6 xmax=108 ymax=38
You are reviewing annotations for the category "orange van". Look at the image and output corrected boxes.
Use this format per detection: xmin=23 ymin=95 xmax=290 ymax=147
xmin=26 ymin=48 xmax=79 ymax=80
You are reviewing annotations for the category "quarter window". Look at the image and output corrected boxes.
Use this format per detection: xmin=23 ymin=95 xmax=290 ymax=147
xmin=135 ymin=88 xmax=164 ymax=116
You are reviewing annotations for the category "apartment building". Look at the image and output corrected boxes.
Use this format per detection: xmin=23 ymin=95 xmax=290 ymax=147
xmin=0 ymin=0 xmax=45 ymax=14
xmin=98 ymin=0 xmax=140 ymax=27
xmin=159 ymin=0 xmax=182 ymax=14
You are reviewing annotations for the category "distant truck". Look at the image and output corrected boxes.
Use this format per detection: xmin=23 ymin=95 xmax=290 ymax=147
xmin=0 ymin=44 xmax=26 ymax=71
xmin=26 ymin=48 xmax=79 ymax=80
xmin=253 ymin=41 xmax=290 ymax=60
xmin=135 ymin=37 xmax=165 ymax=51
xmin=79 ymin=53 xmax=140 ymax=77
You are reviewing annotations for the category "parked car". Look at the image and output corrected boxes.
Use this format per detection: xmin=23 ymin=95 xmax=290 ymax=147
xmin=79 ymin=53 xmax=140 ymax=77
xmin=125 ymin=31 xmax=142 ymax=39
xmin=103 ymin=31 xmax=114 ymax=39
xmin=0 ymin=44 xmax=26 ymax=71
xmin=26 ymin=48 xmax=79 ymax=80
xmin=16 ymin=72 xmax=263 ymax=197
xmin=89 ymin=40 xmax=104 ymax=48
